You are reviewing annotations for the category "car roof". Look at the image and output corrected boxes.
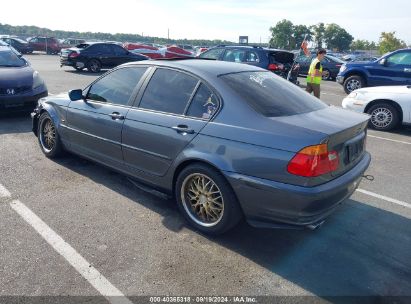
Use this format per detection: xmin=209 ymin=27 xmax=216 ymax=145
xmin=123 ymin=58 xmax=265 ymax=77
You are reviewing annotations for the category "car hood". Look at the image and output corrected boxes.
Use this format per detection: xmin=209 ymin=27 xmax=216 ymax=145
xmin=0 ymin=65 xmax=33 ymax=87
xmin=356 ymin=85 xmax=411 ymax=94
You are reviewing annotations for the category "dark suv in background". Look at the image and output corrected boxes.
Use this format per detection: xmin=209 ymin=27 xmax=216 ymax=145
xmin=199 ymin=45 xmax=299 ymax=83
xmin=0 ymin=37 xmax=34 ymax=54
xmin=28 ymin=37 xmax=61 ymax=54
xmin=60 ymin=42 xmax=149 ymax=72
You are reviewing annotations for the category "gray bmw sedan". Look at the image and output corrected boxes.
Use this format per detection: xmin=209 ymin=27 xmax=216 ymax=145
xmin=31 ymin=59 xmax=371 ymax=234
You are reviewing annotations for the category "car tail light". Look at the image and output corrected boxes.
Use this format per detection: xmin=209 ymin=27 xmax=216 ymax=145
xmin=69 ymin=52 xmax=79 ymax=58
xmin=287 ymin=144 xmax=339 ymax=177
xmin=268 ymin=64 xmax=279 ymax=71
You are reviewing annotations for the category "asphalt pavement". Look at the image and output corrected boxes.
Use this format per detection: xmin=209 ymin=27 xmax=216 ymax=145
xmin=0 ymin=54 xmax=410 ymax=303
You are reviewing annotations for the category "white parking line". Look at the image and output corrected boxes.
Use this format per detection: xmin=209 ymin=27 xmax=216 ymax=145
xmin=356 ymin=188 xmax=411 ymax=209
xmin=367 ymin=134 xmax=411 ymax=145
xmin=0 ymin=184 xmax=11 ymax=198
xmin=9 ymin=200 xmax=133 ymax=304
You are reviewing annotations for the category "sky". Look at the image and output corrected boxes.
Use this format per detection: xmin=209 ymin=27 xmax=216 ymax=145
xmin=1 ymin=0 xmax=410 ymax=44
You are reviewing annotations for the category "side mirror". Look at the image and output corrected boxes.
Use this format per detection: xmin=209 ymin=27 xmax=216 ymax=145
xmin=380 ymin=58 xmax=387 ymax=66
xmin=69 ymin=89 xmax=84 ymax=101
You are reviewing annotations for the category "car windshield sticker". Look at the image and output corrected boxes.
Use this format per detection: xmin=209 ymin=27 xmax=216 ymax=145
xmin=249 ymin=72 xmax=270 ymax=87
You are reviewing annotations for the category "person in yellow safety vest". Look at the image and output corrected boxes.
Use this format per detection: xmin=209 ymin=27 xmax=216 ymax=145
xmin=306 ymin=49 xmax=327 ymax=99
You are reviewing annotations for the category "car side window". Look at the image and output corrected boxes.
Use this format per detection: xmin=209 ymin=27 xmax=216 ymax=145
xmin=200 ymin=48 xmax=224 ymax=59
xmin=186 ymin=84 xmax=219 ymax=119
xmin=139 ymin=68 xmax=198 ymax=115
xmin=223 ymin=49 xmax=247 ymax=62
xmin=112 ymin=45 xmax=127 ymax=55
xmin=387 ymin=52 xmax=411 ymax=65
xmin=246 ymin=51 xmax=260 ymax=62
xmin=87 ymin=67 xmax=147 ymax=106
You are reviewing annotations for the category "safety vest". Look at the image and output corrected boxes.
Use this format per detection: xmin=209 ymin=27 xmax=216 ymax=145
xmin=307 ymin=58 xmax=323 ymax=84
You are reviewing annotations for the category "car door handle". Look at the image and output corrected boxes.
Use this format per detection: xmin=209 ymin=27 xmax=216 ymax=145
xmin=109 ymin=112 xmax=125 ymax=120
xmin=404 ymin=68 xmax=411 ymax=73
xmin=172 ymin=125 xmax=195 ymax=134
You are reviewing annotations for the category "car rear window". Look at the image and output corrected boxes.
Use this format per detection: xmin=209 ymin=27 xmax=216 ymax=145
xmin=220 ymin=71 xmax=327 ymax=117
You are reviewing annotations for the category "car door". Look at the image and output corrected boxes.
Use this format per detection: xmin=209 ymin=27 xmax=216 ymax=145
xmin=369 ymin=51 xmax=411 ymax=86
xmin=221 ymin=48 xmax=247 ymax=63
xmin=65 ymin=66 xmax=149 ymax=167
xmin=111 ymin=44 xmax=132 ymax=66
xmin=29 ymin=37 xmax=40 ymax=51
xmin=122 ymin=67 xmax=219 ymax=177
xmin=296 ymin=55 xmax=311 ymax=75
xmin=88 ymin=44 xmax=113 ymax=68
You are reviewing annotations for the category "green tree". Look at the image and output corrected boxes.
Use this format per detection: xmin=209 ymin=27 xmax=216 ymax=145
xmin=323 ymin=23 xmax=353 ymax=51
xmin=292 ymin=25 xmax=312 ymax=49
xmin=350 ymin=39 xmax=378 ymax=51
xmin=269 ymin=19 xmax=294 ymax=49
xmin=379 ymin=32 xmax=406 ymax=54
xmin=311 ymin=23 xmax=325 ymax=49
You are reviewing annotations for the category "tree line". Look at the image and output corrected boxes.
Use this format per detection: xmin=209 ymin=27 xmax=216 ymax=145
xmin=269 ymin=19 xmax=408 ymax=54
xmin=0 ymin=23 xmax=233 ymax=46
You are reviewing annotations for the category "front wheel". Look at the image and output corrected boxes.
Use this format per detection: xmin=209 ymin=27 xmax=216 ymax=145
xmin=37 ymin=112 xmax=63 ymax=158
xmin=175 ymin=164 xmax=243 ymax=235
xmin=343 ymin=75 xmax=364 ymax=94
xmin=366 ymin=103 xmax=400 ymax=131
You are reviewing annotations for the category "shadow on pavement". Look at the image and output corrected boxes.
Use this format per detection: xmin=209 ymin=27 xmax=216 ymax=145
xmin=64 ymin=70 xmax=106 ymax=77
xmin=53 ymin=153 xmax=411 ymax=298
xmin=0 ymin=113 xmax=33 ymax=135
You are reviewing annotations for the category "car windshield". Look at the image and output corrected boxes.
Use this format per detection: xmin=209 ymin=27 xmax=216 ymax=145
xmin=220 ymin=71 xmax=327 ymax=117
xmin=0 ymin=49 xmax=26 ymax=67
xmin=76 ymin=43 xmax=91 ymax=49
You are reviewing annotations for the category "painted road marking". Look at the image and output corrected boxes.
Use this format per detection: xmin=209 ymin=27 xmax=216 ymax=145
xmin=357 ymin=188 xmax=411 ymax=209
xmin=9 ymin=200 xmax=133 ymax=304
xmin=0 ymin=184 xmax=11 ymax=198
xmin=367 ymin=134 xmax=411 ymax=145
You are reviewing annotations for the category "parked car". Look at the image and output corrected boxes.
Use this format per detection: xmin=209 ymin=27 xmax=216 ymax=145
xmin=27 ymin=37 xmax=61 ymax=54
xmin=0 ymin=37 xmax=34 ymax=54
xmin=0 ymin=45 xmax=47 ymax=112
xmin=60 ymin=42 xmax=149 ymax=72
xmin=342 ymin=54 xmax=379 ymax=62
xmin=337 ymin=48 xmax=411 ymax=94
xmin=31 ymin=59 xmax=370 ymax=234
xmin=296 ymin=54 xmax=345 ymax=80
xmin=59 ymin=38 xmax=86 ymax=49
xmin=199 ymin=45 xmax=299 ymax=84
xmin=342 ymin=85 xmax=411 ymax=131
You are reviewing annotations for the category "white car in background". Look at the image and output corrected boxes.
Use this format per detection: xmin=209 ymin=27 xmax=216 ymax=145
xmin=342 ymin=86 xmax=411 ymax=131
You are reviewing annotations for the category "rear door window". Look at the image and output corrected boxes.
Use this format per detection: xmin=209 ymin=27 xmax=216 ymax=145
xmin=186 ymin=84 xmax=219 ymax=119
xmin=221 ymin=71 xmax=326 ymax=117
xmin=139 ymin=68 xmax=198 ymax=115
xmin=222 ymin=49 xmax=247 ymax=62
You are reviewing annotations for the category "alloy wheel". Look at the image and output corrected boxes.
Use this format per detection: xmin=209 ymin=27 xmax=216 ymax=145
xmin=40 ymin=119 xmax=56 ymax=153
xmin=370 ymin=107 xmax=393 ymax=129
xmin=181 ymin=173 xmax=224 ymax=227
xmin=346 ymin=79 xmax=361 ymax=92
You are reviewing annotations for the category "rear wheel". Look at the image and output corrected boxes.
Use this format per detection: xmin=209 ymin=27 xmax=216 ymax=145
xmin=37 ymin=112 xmax=63 ymax=158
xmin=175 ymin=164 xmax=242 ymax=235
xmin=366 ymin=103 xmax=400 ymax=131
xmin=87 ymin=59 xmax=101 ymax=73
xmin=343 ymin=75 xmax=364 ymax=94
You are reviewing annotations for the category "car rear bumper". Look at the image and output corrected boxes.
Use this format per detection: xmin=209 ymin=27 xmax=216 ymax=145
xmin=60 ymin=57 xmax=85 ymax=69
xmin=224 ymin=152 xmax=371 ymax=229
xmin=0 ymin=90 xmax=48 ymax=112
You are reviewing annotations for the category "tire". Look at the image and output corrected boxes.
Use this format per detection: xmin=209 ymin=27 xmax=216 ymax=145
xmin=87 ymin=59 xmax=101 ymax=73
xmin=343 ymin=75 xmax=364 ymax=94
xmin=366 ymin=103 xmax=400 ymax=131
xmin=175 ymin=164 xmax=243 ymax=235
xmin=322 ymin=69 xmax=331 ymax=81
xmin=37 ymin=112 xmax=63 ymax=158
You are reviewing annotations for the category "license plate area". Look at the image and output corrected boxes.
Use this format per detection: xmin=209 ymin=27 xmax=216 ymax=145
xmin=345 ymin=137 xmax=365 ymax=164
